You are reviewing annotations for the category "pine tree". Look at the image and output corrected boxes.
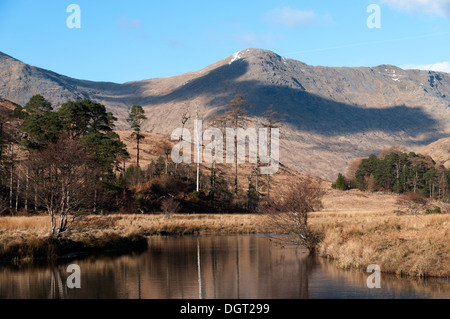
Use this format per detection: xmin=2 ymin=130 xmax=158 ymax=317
xmin=20 ymin=95 xmax=62 ymax=150
xmin=127 ymin=105 xmax=147 ymax=168
xmin=334 ymin=173 xmax=347 ymax=191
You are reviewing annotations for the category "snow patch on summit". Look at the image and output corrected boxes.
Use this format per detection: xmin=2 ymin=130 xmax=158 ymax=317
xmin=229 ymin=51 xmax=243 ymax=65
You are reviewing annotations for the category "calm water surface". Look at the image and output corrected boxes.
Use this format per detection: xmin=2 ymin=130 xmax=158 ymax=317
xmin=0 ymin=235 xmax=449 ymax=299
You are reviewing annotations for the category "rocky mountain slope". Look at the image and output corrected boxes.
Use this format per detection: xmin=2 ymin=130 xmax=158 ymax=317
xmin=1 ymin=49 xmax=449 ymax=180
xmin=417 ymin=137 xmax=450 ymax=168
xmin=0 ymin=97 xmax=20 ymax=116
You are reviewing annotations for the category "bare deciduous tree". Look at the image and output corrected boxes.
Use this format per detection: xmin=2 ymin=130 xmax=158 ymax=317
xmin=27 ymin=139 xmax=94 ymax=238
xmin=396 ymin=191 xmax=428 ymax=215
xmin=161 ymin=197 xmax=180 ymax=219
xmin=345 ymin=158 xmax=363 ymax=189
xmin=259 ymin=177 xmax=325 ymax=254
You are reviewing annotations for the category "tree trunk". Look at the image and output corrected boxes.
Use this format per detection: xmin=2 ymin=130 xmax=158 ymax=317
xmin=255 ymin=163 xmax=259 ymax=196
xmin=9 ymin=143 xmax=13 ymax=214
xmin=34 ymin=184 xmax=38 ymax=212
xmin=93 ymin=189 xmax=98 ymax=214
xmin=165 ymin=155 xmax=169 ymax=175
xmin=267 ymin=127 xmax=272 ymax=199
xmin=137 ymin=134 xmax=140 ymax=168
xmin=210 ymin=160 xmax=216 ymax=213
xmin=15 ymin=160 xmax=21 ymax=214
xmin=50 ymin=211 xmax=56 ymax=237
xmin=234 ymin=134 xmax=238 ymax=197
xmin=24 ymin=166 xmax=29 ymax=214
xmin=413 ymin=171 xmax=418 ymax=193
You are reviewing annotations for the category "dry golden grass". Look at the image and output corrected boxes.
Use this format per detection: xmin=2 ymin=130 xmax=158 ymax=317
xmin=0 ymin=213 xmax=261 ymax=262
xmin=94 ymin=214 xmax=261 ymax=236
xmin=0 ymin=213 xmax=261 ymax=250
xmin=311 ymin=189 xmax=450 ymax=278
xmin=0 ymin=216 xmax=51 ymax=242
xmin=311 ymin=213 xmax=450 ymax=278
xmin=0 ymin=189 xmax=448 ymax=278
xmin=0 ymin=216 xmax=49 ymax=230
xmin=321 ymin=189 xmax=399 ymax=214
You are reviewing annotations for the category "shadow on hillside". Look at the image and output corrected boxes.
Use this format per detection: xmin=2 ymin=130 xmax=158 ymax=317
xmin=127 ymin=60 xmax=445 ymax=140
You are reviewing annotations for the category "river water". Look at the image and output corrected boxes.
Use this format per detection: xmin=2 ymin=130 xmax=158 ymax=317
xmin=0 ymin=235 xmax=449 ymax=299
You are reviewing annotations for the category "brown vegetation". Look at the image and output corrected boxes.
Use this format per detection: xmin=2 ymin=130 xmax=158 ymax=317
xmin=0 ymin=215 xmax=148 ymax=263
xmin=312 ymin=212 xmax=450 ymax=278
xmin=115 ymin=129 xmax=311 ymax=205
xmin=0 ymin=186 xmax=449 ymax=278
xmin=395 ymin=192 xmax=428 ymax=215
xmin=313 ymin=188 xmax=450 ymax=278
xmin=160 ymin=198 xmax=181 ymax=219
xmin=259 ymin=177 xmax=325 ymax=253
xmin=27 ymin=138 xmax=95 ymax=238
xmin=0 ymin=213 xmax=260 ymax=263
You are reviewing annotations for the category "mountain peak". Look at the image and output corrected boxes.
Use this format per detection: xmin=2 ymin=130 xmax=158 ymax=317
xmin=0 ymin=50 xmax=449 ymax=181
xmin=228 ymin=48 xmax=282 ymax=65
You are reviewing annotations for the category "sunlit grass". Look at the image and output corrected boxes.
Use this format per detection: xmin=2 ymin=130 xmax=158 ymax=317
xmin=0 ymin=209 xmax=449 ymax=277
xmin=0 ymin=216 xmax=50 ymax=230
xmin=311 ymin=211 xmax=450 ymax=278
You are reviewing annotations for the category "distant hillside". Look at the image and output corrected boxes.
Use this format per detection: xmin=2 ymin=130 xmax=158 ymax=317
xmin=1 ymin=49 xmax=449 ymax=180
xmin=115 ymin=130 xmax=318 ymax=201
xmin=417 ymin=137 xmax=450 ymax=168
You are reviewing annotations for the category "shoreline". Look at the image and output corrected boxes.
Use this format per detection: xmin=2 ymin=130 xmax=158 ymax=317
xmin=0 ymin=214 xmax=262 ymax=264
xmin=0 ymin=212 xmax=449 ymax=279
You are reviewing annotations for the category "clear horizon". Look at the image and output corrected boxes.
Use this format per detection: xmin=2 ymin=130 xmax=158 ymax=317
xmin=1 ymin=0 xmax=449 ymax=83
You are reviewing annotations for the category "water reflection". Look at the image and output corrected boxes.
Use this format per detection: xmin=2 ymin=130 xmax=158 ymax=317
xmin=0 ymin=236 xmax=449 ymax=299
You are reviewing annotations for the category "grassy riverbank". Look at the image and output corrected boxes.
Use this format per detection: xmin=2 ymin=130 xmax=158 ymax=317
xmin=311 ymin=190 xmax=450 ymax=278
xmin=0 ymin=216 xmax=150 ymax=263
xmin=1 ymin=191 xmax=449 ymax=278
xmin=311 ymin=212 xmax=450 ymax=278
xmin=0 ymin=214 xmax=261 ymax=263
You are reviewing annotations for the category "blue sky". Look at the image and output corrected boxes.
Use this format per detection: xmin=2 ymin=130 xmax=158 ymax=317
xmin=1 ymin=0 xmax=449 ymax=83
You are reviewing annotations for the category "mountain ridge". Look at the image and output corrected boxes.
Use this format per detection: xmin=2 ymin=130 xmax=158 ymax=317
xmin=0 ymin=48 xmax=449 ymax=180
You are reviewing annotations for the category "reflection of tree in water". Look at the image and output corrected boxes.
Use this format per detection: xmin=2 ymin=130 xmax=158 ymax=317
xmin=0 ymin=258 xmax=129 ymax=299
xmin=140 ymin=236 xmax=317 ymax=299
xmin=258 ymin=240 xmax=316 ymax=299
xmin=1 ymin=237 xmax=449 ymax=299
xmin=49 ymin=268 xmax=67 ymax=299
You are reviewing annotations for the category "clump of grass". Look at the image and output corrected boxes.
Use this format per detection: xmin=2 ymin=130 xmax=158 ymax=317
xmin=312 ymin=212 xmax=450 ymax=278
xmin=0 ymin=236 xmax=58 ymax=263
